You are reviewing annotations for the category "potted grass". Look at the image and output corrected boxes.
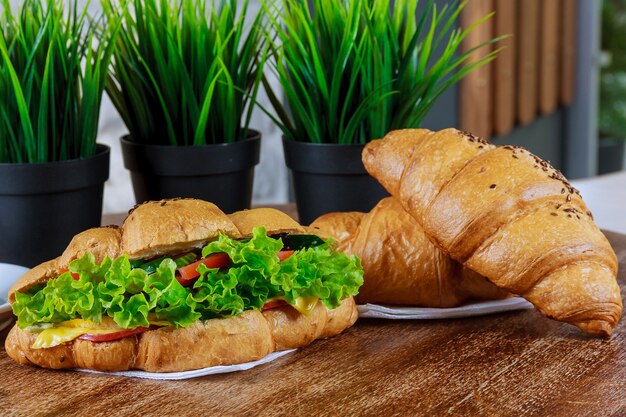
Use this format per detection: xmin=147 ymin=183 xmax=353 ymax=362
xmin=264 ymin=0 xmax=499 ymax=224
xmin=0 ymin=0 xmax=115 ymax=267
xmin=598 ymin=72 xmax=626 ymax=174
xmin=598 ymin=0 xmax=626 ymax=175
xmin=104 ymin=0 xmax=267 ymax=213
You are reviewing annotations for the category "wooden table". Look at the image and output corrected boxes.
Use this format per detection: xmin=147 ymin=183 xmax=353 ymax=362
xmin=1 ymin=228 xmax=624 ymax=416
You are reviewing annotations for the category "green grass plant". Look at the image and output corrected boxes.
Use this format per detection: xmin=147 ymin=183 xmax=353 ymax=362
xmin=0 ymin=0 xmax=117 ymax=163
xmin=264 ymin=0 xmax=501 ymax=144
xmin=600 ymin=0 xmax=626 ymax=138
xmin=103 ymin=0 xmax=267 ymax=146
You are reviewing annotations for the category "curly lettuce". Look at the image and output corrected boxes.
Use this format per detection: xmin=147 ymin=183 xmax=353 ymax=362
xmin=12 ymin=227 xmax=363 ymax=329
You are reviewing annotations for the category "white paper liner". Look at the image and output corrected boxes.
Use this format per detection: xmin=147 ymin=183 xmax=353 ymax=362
xmin=357 ymin=297 xmax=534 ymax=319
xmin=75 ymin=349 xmax=296 ymax=380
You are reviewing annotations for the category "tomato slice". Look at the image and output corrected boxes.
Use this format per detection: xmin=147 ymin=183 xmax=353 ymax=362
xmin=176 ymin=250 xmax=295 ymax=286
xmin=177 ymin=252 xmax=231 ymax=283
xmin=261 ymin=299 xmax=288 ymax=311
xmin=58 ymin=268 xmax=80 ymax=281
xmin=78 ymin=325 xmax=159 ymax=343
xmin=277 ymin=250 xmax=294 ymax=261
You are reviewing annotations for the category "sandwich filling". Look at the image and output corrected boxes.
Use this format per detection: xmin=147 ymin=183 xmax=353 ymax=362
xmin=12 ymin=227 xmax=363 ymax=349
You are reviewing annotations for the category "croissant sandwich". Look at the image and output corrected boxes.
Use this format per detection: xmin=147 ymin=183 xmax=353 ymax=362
xmin=363 ymin=128 xmax=622 ymax=336
xmin=311 ymin=197 xmax=508 ymax=307
xmin=5 ymin=199 xmax=363 ymax=372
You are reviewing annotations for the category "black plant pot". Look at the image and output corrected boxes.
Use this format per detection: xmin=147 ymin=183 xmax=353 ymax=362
xmin=283 ymin=140 xmax=389 ymax=225
xmin=598 ymin=138 xmax=625 ymax=175
xmin=121 ymin=131 xmax=261 ymax=214
xmin=0 ymin=145 xmax=110 ymax=267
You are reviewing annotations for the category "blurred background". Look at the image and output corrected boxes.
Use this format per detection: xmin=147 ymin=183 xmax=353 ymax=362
xmin=63 ymin=0 xmax=623 ymax=214
xmin=599 ymin=0 xmax=626 ymax=174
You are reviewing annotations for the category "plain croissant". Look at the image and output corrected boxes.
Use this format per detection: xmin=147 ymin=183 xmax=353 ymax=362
xmin=311 ymin=197 xmax=508 ymax=307
xmin=362 ymin=128 xmax=622 ymax=336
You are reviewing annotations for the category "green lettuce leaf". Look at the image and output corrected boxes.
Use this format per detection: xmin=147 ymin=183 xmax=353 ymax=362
xmin=144 ymin=259 xmax=201 ymax=327
xmin=274 ymin=245 xmax=363 ymax=309
xmin=12 ymin=227 xmax=363 ymax=329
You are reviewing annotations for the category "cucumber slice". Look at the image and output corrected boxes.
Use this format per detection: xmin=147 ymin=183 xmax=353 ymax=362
xmin=278 ymin=234 xmax=325 ymax=250
xmin=137 ymin=257 xmax=166 ymax=275
xmin=174 ymin=253 xmax=197 ymax=268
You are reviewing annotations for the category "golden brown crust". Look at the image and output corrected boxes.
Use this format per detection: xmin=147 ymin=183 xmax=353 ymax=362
xmin=135 ymin=311 xmax=274 ymax=372
xmin=9 ymin=259 xmax=59 ymax=303
xmin=12 ymin=202 xmax=307 ymax=297
xmin=73 ymin=338 xmax=138 ymax=371
xmin=524 ymin=264 xmax=620 ymax=337
xmin=361 ymin=129 xmax=433 ymax=197
xmin=312 ymin=197 xmax=507 ymax=307
xmin=262 ymin=302 xmax=328 ymax=350
xmin=364 ymin=128 xmax=622 ymax=336
xmin=6 ymin=325 xmax=76 ymax=369
xmin=121 ymin=199 xmax=241 ymax=259
xmin=229 ymin=207 xmax=306 ymax=237
xmin=318 ymin=297 xmax=359 ymax=339
xmin=310 ymin=212 xmax=365 ymax=250
xmin=5 ymin=299 xmax=358 ymax=372
xmin=261 ymin=297 xmax=358 ymax=350
xmin=4 ymin=326 xmax=35 ymax=366
xmin=6 ymin=198 xmax=359 ymax=371
xmin=59 ymin=227 xmax=123 ymax=266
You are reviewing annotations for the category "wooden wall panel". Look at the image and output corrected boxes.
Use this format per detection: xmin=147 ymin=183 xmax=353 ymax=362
xmin=560 ymin=0 xmax=577 ymax=104
xmin=459 ymin=0 xmax=576 ymax=137
xmin=517 ymin=0 xmax=540 ymax=125
xmin=459 ymin=0 xmax=494 ymax=139
xmin=539 ymin=0 xmax=560 ymax=114
xmin=492 ymin=0 xmax=516 ymax=136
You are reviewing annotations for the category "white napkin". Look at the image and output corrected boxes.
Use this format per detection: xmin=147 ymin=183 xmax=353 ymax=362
xmin=357 ymin=297 xmax=534 ymax=319
xmin=75 ymin=349 xmax=296 ymax=380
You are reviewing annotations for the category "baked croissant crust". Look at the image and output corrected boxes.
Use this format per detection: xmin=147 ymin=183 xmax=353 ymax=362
xmin=6 ymin=200 xmax=358 ymax=372
xmin=311 ymin=197 xmax=508 ymax=307
xmin=363 ymin=128 xmax=622 ymax=336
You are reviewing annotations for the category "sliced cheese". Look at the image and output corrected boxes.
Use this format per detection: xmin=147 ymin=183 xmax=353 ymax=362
xmin=30 ymin=297 xmax=320 ymax=349
xmin=30 ymin=318 xmax=168 ymax=349
xmin=292 ymin=296 xmax=319 ymax=315
xmin=264 ymin=296 xmax=320 ymax=315
xmin=32 ymin=320 xmax=122 ymax=349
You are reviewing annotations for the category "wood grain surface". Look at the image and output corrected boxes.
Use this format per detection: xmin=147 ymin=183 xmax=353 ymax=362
xmin=459 ymin=0 xmax=494 ymax=139
xmin=492 ymin=0 xmax=516 ymax=137
xmin=539 ymin=0 xmax=560 ymax=114
xmin=517 ymin=0 xmax=540 ymax=125
xmin=560 ymin=0 xmax=578 ymax=105
xmin=1 ymin=231 xmax=624 ymax=416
